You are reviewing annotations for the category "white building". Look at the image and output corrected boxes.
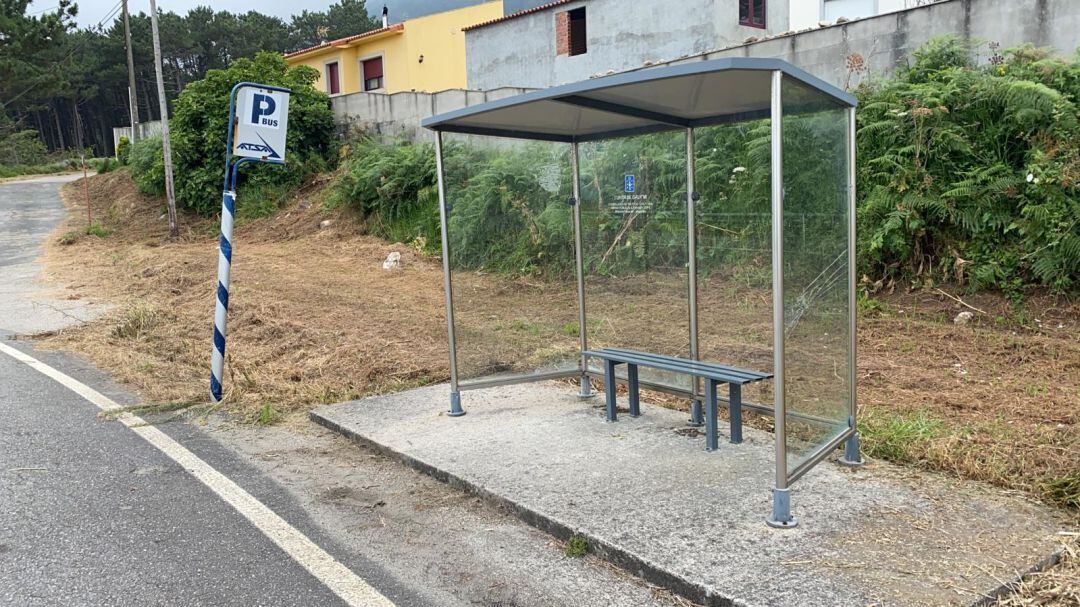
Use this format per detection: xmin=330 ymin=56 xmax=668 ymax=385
xmin=790 ymin=0 xmax=925 ymax=30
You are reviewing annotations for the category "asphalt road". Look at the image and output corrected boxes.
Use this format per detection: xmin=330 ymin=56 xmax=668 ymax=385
xmin=0 ymin=175 xmax=108 ymax=335
xmin=0 ymin=176 xmax=364 ymax=606
xmin=0 ymin=348 xmax=353 ymax=606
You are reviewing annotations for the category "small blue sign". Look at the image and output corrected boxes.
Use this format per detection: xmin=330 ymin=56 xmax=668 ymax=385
xmin=624 ymin=174 xmax=635 ymax=193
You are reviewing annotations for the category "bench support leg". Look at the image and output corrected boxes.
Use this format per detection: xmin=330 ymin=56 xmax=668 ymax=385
xmin=448 ymin=391 xmax=465 ymax=417
xmin=728 ymin=384 xmax=743 ymax=444
xmin=626 ymin=364 xmax=640 ymax=417
xmin=603 ymin=359 xmax=618 ymax=422
xmin=705 ymin=379 xmax=718 ymax=452
xmin=839 ymin=431 xmax=863 ymax=467
xmin=766 ymin=487 xmax=798 ymax=529
xmin=688 ymin=398 xmax=704 ymax=427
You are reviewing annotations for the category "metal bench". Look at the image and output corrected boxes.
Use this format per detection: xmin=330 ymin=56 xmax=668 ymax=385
xmin=583 ymin=348 xmax=773 ymax=451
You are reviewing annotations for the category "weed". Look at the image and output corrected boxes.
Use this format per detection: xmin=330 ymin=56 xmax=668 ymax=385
xmin=1038 ymin=473 xmax=1080 ymax=510
xmin=111 ymin=304 xmax=160 ymax=340
xmin=857 ymin=292 xmax=887 ymax=315
xmin=564 ymin=535 xmax=588 ymax=557
xmin=58 ymin=231 xmax=80 ymax=245
xmin=510 ymin=319 xmax=541 ymax=336
xmin=861 ymin=409 xmax=944 ymax=462
xmin=253 ymin=402 xmax=281 ymax=425
xmin=85 ymin=223 xmax=108 ymax=238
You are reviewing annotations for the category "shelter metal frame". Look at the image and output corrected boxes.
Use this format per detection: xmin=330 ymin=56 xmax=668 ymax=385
xmin=423 ymin=58 xmax=860 ymax=526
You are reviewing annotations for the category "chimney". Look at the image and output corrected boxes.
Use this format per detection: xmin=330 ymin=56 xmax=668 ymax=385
xmin=382 ymin=5 xmax=388 ymax=28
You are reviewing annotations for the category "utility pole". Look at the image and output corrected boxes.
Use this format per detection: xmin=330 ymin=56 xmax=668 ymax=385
xmin=122 ymin=0 xmax=139 ymax=145
xmin=148 ymin=0 xmax=178 ymax=237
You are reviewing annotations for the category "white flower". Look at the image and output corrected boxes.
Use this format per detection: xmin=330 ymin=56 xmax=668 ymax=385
xmin=1027 ymin=173 xmax=1035 ymax=183
xmin=732 ymin=166 xmax=746 ymax=173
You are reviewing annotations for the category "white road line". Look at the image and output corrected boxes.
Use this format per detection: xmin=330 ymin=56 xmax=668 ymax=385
xmin=0 ymin=341 xmax=396 ymax=607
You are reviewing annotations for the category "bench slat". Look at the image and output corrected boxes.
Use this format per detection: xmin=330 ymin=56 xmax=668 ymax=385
xmin=586 ymin=348 xmax=770 ymax=382
xmin=583 ymin=348 xmax=770 ymax=385
xmin=602 ymin=348 xmax=771 ymax=382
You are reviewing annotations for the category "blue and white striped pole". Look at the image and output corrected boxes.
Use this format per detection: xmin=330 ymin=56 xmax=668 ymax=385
xmin=209 ymin=81 xmax=290 ymax=402
xmin=210 ymin=186 xmax=236 ymax=402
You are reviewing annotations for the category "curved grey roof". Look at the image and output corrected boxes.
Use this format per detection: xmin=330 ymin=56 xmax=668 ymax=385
xmin=422 ymin=57 xmax=857 ymax=142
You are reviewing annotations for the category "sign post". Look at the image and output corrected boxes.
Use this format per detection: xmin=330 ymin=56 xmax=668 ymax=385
xmin=210 ymin=82 xmax=291 ymax=402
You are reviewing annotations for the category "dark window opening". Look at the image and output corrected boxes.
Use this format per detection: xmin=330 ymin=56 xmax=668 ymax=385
xmin=739 ymin=0 xmax=766 ymax=29
xmin=326 ymin=61 xmax=340 ymax=95
xmin=569 ymin=7 xmax=587 ymax=56
xmin=362 ymin=56 xmax=384 ymax=91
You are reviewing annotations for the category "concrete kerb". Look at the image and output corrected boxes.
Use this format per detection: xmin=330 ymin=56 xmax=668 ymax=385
xmin=310 ymin=409 xmax=743 ymax=607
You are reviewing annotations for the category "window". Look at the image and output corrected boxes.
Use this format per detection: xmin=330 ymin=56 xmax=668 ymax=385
xmin=739 ymin=0 xmax=766 ymax=28
xmin=362 ymin=56 xmax=384 ymax=91
xmin=556 ymin=7 xmax=587 ymax=56
xmin=325 ymin=61 xmax=340 ymax=95
xmin=568 ymin=7 xmax=587 ymax=56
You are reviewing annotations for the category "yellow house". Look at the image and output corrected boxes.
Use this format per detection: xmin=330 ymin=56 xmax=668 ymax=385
xmin=284 ymin=1 xmax=503 ymax=95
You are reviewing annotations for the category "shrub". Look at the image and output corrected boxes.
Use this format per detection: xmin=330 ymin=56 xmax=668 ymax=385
xmin=170 ymin=52 xmax=337 ymax=216
xmin=856 ymin=37 xmax=1080 ymax=294
xmin=0 ymin=130 xmax=48 ymax=166
xmin=328 ymin=137 xmax=441 ymax=253
xmin=129 ymin=136 xmax=166 ymax=196
xmin=116 ymin=136 xmax=131 ymax=165
xmin=90 ymin=157 xmax=115 ymax=174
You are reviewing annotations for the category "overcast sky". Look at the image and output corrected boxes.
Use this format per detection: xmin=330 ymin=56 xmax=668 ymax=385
xmin=50 ymin=0 xmax=481 ymax=30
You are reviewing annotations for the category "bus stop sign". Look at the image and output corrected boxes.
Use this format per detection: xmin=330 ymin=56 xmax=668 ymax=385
xmin=233 ymin=87 xmax=290 ymax=162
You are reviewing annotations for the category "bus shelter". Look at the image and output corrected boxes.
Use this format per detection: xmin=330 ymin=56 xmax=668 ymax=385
xmin=422 ymin=58 xmax=859 ymax=526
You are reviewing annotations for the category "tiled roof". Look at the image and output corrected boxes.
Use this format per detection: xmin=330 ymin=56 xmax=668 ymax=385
xmin=462 ymin=0 xmax=577 ymax=32
xmin=284 ymin=23 xmax=405 ymax=59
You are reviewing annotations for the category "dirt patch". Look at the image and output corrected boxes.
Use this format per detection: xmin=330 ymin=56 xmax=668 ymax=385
xmin=40 ymin=170 xmax=1079 ymax=516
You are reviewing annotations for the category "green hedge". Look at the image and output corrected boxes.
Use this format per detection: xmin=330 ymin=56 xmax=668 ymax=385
xmin=129 ymin=136 xmax=166 ymax=196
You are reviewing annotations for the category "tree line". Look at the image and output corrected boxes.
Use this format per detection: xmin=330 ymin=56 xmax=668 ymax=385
xmin=1 ymin=0 xmax=378 ymax=157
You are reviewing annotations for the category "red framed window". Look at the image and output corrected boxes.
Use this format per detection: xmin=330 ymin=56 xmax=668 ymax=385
xmin=326 ymin=61 xmax=340 ymax=95
xmin=362 ymin=57 xmax=384 ymax=91
xmin=739 ymin=0 xmax=766 ymax=28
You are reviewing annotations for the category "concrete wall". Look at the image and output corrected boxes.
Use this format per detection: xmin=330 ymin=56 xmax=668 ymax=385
xmin=466 ymin=0 xmax=792 ymax=90
xmin=470 ymin=0 xmax=1080 ymax=92
xmin=330 ymin=87 xmax=533 ymax=142
xmin=112 ymin=121 xmax=164 ymax=154
xmin=630 ymin=0 xmax=1080 ymax=91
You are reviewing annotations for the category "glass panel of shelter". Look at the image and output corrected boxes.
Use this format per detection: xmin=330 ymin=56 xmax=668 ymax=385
xmin=780 ymin=79 xmax=853 ymax=477
xmin=441 ymin=133 xmax=580 ymax=385
xmin=577 ymin=131 xmax=691 ymax=393
xmin=694 ymin=120 xmax=775 ymax=411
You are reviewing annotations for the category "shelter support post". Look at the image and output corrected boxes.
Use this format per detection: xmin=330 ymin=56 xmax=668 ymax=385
xmin=766 ymin=70 xmax=798 ymax=529
xmin=571 ymin=142 xmax=592 ymax=399
xmin=435 ymin=132 xmax=465 ymax=417
xmin=840 ymin=106 xmax=863 ymax=467
xmin=686 ymin=128 xmax=703 ymax=427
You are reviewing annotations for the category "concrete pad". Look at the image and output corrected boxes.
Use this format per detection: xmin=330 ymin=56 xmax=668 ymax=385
xmin=312 ymin=382 xmax=1071 ymax=607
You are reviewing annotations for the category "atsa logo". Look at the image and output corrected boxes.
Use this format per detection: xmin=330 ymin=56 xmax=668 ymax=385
xmin=624 ymin=174 xmax=636 ymax=193
xmin=249 ymin=93 xmax=280 ymax=128
xmin=236 ymin=134 xmax=281 ymax=159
